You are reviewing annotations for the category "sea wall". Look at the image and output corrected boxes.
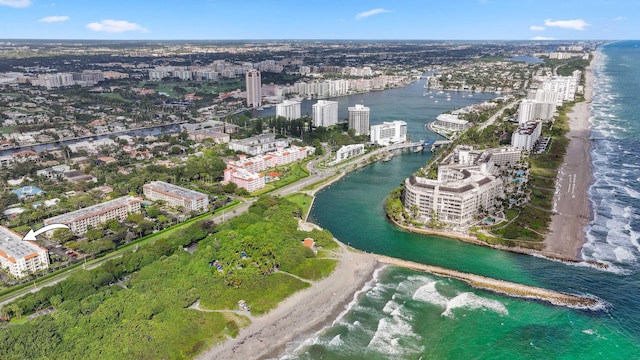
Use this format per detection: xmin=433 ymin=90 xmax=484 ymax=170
xmin=374 ymin=254 xmax=601 ymax=310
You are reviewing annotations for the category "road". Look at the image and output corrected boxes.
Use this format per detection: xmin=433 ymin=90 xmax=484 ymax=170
xmin=0 ymin=141 xmax=422 ymax=308
xmin=476 ymin=99 xmax=519 ymax=132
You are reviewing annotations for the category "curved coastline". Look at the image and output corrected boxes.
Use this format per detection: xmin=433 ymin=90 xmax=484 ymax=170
xmin=199 ymin=55 xmax=602 ymax=357
xmin=386 ymin=214 xmax=607 ymax=269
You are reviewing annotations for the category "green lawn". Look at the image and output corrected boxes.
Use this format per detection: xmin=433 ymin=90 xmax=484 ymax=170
xmin=0 ymin=126 xmax=15 ymax=134
xmin=284 ymin=193 xmax=313 ymax=219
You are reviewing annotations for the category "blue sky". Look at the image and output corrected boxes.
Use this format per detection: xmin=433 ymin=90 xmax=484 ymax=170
xmin=0 ymin=0 xmax=638 ymax=40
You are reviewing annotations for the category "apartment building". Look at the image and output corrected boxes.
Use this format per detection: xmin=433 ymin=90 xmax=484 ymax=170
xmin=0 ymin=226 xmax=49 ymax=278
xmin=143 ymin=181 xmax=208 ymax=213
xmin=370 ymin=120 xmax=407 ymax=146
xmin=44 ymin=196 xmax=142 ymax=235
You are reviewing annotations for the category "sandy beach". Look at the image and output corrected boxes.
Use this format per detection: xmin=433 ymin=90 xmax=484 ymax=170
xmin=196 ymin=232 xmax=377 ymax=360
xmin=544 ymin=52 xmax=596 ymax=259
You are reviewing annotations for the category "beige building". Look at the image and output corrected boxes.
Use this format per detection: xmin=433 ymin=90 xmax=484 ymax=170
xmin=0 ymin=226 xmax=49 ymax=278
xmin=143 ymin=181 xmax=209 ymax=213
xmin=44 ymin=196 xmax=142 ymax=235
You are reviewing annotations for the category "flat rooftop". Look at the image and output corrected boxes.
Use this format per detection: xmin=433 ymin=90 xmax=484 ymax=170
xmin=44 ymin=195 xmax=141 ymax=224
xmin=0 ymin=226 xmax=46 ymax=260
xmin=144 ymin=181 xmax=207 ymax=200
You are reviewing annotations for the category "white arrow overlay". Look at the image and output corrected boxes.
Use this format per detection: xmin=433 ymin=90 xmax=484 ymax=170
xmin=23 ymin=224 xmax=70 ymax=241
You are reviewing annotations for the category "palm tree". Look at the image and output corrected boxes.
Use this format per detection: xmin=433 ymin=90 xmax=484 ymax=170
xmin=10 ymin=304 xmax=23 ymax=320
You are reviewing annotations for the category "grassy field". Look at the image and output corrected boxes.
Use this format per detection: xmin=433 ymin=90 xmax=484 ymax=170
xmin=138 ymin=79 xmax=244 ymax=98
xmin=0 ymin=126 xmax=15 ymax=134
xmin=98 ymin=93 xmax=131 ymax=103
xmin=284 ymin=193 xmax=313 ymax=218
xmin=250 ymin=160 xmax=311 ymax=196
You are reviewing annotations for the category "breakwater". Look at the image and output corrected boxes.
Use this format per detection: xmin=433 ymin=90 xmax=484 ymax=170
xmin=374 ymin=254 xmax=601 ymax=310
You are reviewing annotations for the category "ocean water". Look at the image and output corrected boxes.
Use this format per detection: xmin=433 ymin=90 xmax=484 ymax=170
xmin=284 ymin=41 xmax=640 ymax=359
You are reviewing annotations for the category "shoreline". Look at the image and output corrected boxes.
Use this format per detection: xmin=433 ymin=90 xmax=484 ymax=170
xmin=196 ymin=239 xmax=378 ymax=360
xmin=390 ymin=52 xmax=599 ymax=264
xmin=387 ymin=215 xmax=607 ymax=269
xmin=543 ymin=51 xmax=596 ymax=259
xmin=196 ymin=57 xmax=600 ymax=358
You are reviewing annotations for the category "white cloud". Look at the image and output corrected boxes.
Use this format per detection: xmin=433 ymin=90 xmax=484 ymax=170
xmin=86 ymin=19 xmax=148 ymax=33
xmin=544 ymin=19 xmax=589 ymax=30
xmin=0 ymin=0 xmax=31 ymax=7
xmin=614 ymin=16 xmax=625 ymax=21
xmin=39 ymin=15 xmax=69 ymax=23
xmin=355 ymin=8 xmax=390 ymax=20
xmin=529 ymin=25 xmax=545 ymax=31
xmin=531 ymin=36 xmax=556 ymax=40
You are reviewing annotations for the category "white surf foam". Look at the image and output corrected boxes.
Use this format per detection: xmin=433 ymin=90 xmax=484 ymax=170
xmin=441 ymin=292 xmax=508 ymax=318
xmin=367 ymin=317 xmax=424 ymax=356
xmin=412 ymin=281 xmax=449 ymax=307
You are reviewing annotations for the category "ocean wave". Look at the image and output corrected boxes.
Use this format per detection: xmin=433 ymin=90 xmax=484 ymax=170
xmin=441 ymin=292 xmax=508 ymax=318
xmin=412 ymin=281 xmax=449 ymax=307
xmin=367 ymin=317 xmax=424 ymax=356
xmin=278 ymin=265 xmax=387 ymax=359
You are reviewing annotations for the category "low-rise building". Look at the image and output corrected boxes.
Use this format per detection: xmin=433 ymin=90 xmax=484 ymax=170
xmin=223 ymin=168 xmax=265 ymax=192
xmin=370 ymin=120 xmax=407 ymax=146
xmin=44 ymin=196 xmax=142 ymax=235
xmin=228 ymin=134 xmax=290 ymax=156
xmin=432 ymin=114 xmax=470 ymax=131
xmin=336 ymin=144 xmax=365 ymax=162
xmin=0 ymin=226 xmax=49 ymax=278
xmin=143 ymin=181 xmax=209 ymax=212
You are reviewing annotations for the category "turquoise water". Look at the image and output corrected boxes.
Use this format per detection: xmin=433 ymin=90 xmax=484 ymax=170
xmin=282 ymin=42 xmax=640 ymax=359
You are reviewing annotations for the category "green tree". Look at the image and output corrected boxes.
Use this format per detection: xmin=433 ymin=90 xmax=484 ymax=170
xmin=49 ymin=294 xmax=63 ymax=309
xmin=85 ymin=229 xmax=104 ymax=241
xmin=10 ymin=304 xmax=22 ymax=319
xmin=51 ymin=229 xmax=74 ymax=243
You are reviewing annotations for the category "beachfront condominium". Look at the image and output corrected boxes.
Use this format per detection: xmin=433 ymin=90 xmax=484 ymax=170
xmin=370 ymin=120 xmax=408 ymax=146
xmin=348 ymin=104 xmax=370 ymax=136
xmin=403 ymin=167 xmax=503 ymax=227
xmin=0 ymin=226 xmax=49 ymax=278
xmin=44 ymin=196 xmax=143 ymax=235
xmin=312 ymin=100 xmax=339 ymax=127
xmin=143 ymin=181 xmax=209 ymax=213
xmin=518 ymin=99 xmax=555 ymax=124
xmin=511 ymin=121 xmax=542 ymax=152
xmin=276 ymin=100 xmax=301 ymax=120
xmin=246 ymin=69 xmax=262 ymax=108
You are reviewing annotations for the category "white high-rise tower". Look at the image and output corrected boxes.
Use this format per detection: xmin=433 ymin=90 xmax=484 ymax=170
xmin=348 ymin=104 xmax=370 ymax=136
xmin=312 ymin=100 xmax=339 ymax=127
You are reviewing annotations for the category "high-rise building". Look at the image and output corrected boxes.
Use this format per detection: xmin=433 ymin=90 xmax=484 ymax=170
xmin=312 ymin=100 xmax=339 ymax=127
xmin=511 ymin=121 xmax=542 ymax=152
xmin=348 ymin=104 xmax=370 ymax=136
xmin=276 ymin=100 xmax=301 ymax=120
xmin=246 ymin=69 xmax=262 ymax=108
xmin=518 ymin=99 xmax=537 ymax=124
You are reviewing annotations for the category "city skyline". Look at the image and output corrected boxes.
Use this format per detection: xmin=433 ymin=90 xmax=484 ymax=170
xmin=0 ymin=0 xmax=638 ymax=40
